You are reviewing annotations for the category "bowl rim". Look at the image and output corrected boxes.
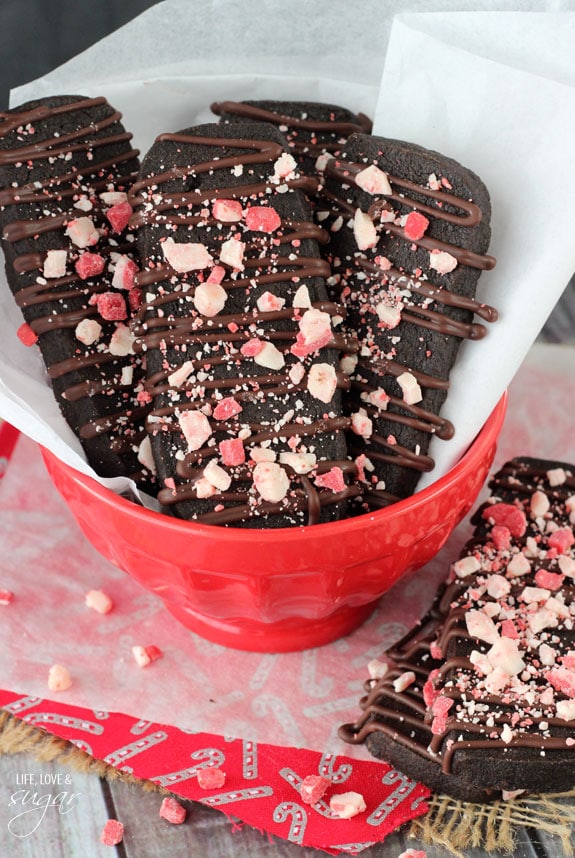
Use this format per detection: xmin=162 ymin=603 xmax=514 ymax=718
xmin=42 ymin=392 xmax=507 ymax=544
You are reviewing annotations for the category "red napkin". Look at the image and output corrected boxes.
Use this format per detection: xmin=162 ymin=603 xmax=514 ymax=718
xmin=0 ymin=689 xmax=429 ymax=854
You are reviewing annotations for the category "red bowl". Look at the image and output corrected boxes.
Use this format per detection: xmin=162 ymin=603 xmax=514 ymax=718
xmin=41 ymin=394 xmax=507 ymax=652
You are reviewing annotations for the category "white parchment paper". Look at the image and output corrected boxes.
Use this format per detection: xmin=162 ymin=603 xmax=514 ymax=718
xmin=1 ymin=1 xmax=574 ymax=493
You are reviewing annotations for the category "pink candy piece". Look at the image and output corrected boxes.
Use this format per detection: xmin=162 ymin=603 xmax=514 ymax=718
xmin=91 ymin=292 xmax=127 ymax=321
xmin=403 ymin=211 xmax=429 ymax=240
xmin=534 ymin=569 xmax=565 ymax=591
xmin=300 ymin=775 xmax=330 ymax=805
xmin=219 ymin=438 xmax=246 ymax=467
xmin=162 ymin=237 xmax=213 ymax=273
xmin=17 ymin=323 xmax=37 ymax=346
xmin=241 ymin=338 xmax=264 ymax=357
xmin=482 ymin=503 xmax=527 ymax=538
xmin=546 ymin=666 xmax=575 ymax=699
xmin=132 ymin=645 xmax=162 ymax=668
xmin=245 ymin=205 xmax=282 ymax=233
xmin=314 ymin=467 xmax=346 ymax=494
xmin=106 ymin=201 xmax=133 ymax=233
xmin=398 ymin=850 xmax=428 ymax=858
xmin=491 ymin=525 xmax=511 ymax=551
xmin=159 ymin=796 xmax=187 ymax=825
xmin=47 ymin=664 xmax=72 ymax=692
xmin=430 ymin=695 xmax=454 ymax=735
xmin=101 ymin=819 xmax=124 ymax=846
xmin=213 ymin=397 xmax=242 ymax=421
xmin=0 ymin=589 xmax=14 ymax=605
xmin=85 ymin=589 xmax=113 ymax=614
xmin=548 ymin=527 xmax=574 ymax=554
xmin=197 ymin=767 xmax=226 ymax=789
xmin=75 ymin=252 xmax=105 ymax=281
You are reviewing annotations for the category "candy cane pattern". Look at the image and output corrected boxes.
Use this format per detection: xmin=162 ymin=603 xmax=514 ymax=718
xmin=92 ymin=710 xmax=110 ymax=720
xmin=301 ymin=649 xmax=334 ymax=698
xmin=330 ymin=842 xmax=376 ymax=855
xmin=130 ymin=719 xmax=153 ymax=735
xmin=367 ymin=769 xmax=419 ymax=826
xmin=2 ymin=695 xmax=41 ymax=715
xmin=279 ymin=768 xmax=339 ymax=819
xmin=104 ymin=731 xmax=168 ymax=766
xmin=23 ymin=712 xmax=104 ymax=735
xmin=242 ymin=738 xmax=258 ymax=779
xmin=70 ymin=738 xmax=94 ymax=755
xmin=318 ymin=752 xmax=352 ymax=784
xmin=249 ymin=654 xmax=278 ymax=690
xmin=152 ymin=747 xmax=225 ymax=787
xmin=272 ymin=801 xmax=308 ymax=844
xmin=201 ymin=786 xmax=274 ymax=807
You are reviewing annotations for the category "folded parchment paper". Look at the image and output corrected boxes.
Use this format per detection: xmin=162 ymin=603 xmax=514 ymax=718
xmin=1 ymin=1 xmax=574 ymax=494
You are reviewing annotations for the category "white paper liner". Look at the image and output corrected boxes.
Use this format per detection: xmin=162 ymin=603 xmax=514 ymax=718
xmin=1 ymin=2 xmax=574 ymax=499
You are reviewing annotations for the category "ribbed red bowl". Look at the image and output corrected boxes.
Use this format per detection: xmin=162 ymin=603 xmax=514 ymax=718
xmin=41 ymin=394 xmax=507 ymax=652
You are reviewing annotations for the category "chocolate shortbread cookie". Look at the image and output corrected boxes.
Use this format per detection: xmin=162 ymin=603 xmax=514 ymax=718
xmin=323 ymin=135 xmax=498 ymax=508
xmin=0 ymin=95 xmax=153 ymax=483
xmin=130 ymin=121 xmax=360 ymax=527
xmin=339 ymin=458 xmax=575 ymax=802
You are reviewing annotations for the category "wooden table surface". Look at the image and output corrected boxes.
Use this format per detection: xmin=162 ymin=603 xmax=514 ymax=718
xmin=0 ymin=751 xmax=571 ymax=857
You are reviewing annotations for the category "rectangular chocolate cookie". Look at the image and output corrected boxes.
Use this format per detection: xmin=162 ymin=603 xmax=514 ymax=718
xmin=130 ymin=121 xmax=359 ymax=527
xmin=323 ymin=135 xmax=498 ymax=508
xmin=0 ymin=95 xmax=153 ymax=484
xmin=339 ymin=457 xmax=575 ymax=802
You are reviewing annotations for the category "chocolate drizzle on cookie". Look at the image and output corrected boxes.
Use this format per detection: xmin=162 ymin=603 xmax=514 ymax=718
xmin=131 ymin=122 xmax=360 ymax=527
xmin=339 ymin=458 xmax=575 ymax=802
xmin=0 ymin=95 xmax=153 ymax=482
xmin=322 ymin=135 xmax=497 ymax=507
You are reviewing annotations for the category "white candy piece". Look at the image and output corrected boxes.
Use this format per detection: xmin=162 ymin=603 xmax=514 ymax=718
xmin=530 ymin=490 xmax=550 ymax=518
xmin=355 ymin=164 xmax=392 ymax=196
xmin=253 ymin=461 xmax=290 ymax=503
xmin=351 ymin=410 xmax=373 ymax=438
xmin=307 ymin=363 xmax=337 ymax=403
xmin=168 ymin=360 xmax=195 ymax=388
xmin=137 ymin=436 xmax=156 ymax=475
xmin=375 ymin=302 xmax=401 ymax=329
xmin=66 ymin=216 xmax=99 ymax=248
xmin=162 ymin=237 xmax=213 ymax=273
xmin=329 ymin=791 xmax=367 ymax=819
xmin=278 ymin=452 xmax=317 ymax=474
xmin=393 ymin=671 xmax=416 ymax=692
xmin=292 ymin=284 xmax=312 ymax=308
xmin=194 ymin=282 xmax=227 ymax=317
xmin=429 ymin=249 xmax=458 ymax=274
xmin=272 ymin=152 xmax=297 ymax=180
xmin=203 ymin=459 xmax=231 ymax=492
xmin=487 ymin=637 xmax=525 ymax=676
xmin=254 ymin=341 xmax=285 ymax=370
xmin=109 ymin=323 xmax=135 ymax=356
xmin=452 ymin=555 xmax=481 ymax=578
xmin=219 ymin=237 xmax=245 ymax=270
xmin=43 ymin=249 xmax=67 ymax=278
xmin=179 ymin=410 xmax=212 ymax=451
xmin=75 ymin=318 xmax=102 ymax=345
xmin=465 ymin=609 xmax=499 ymax=644
xmin=353 ymin=208 xmax=378 ymax=250
xmin=397 ymin=371 xmax=422 ymax=405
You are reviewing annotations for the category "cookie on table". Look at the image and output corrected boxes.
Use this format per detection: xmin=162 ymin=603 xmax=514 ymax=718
xmin=0 ymin=95 xmax=153 ymax=484
xmin=211 ymin=100 xmax=372 ymax=180
xmin=323 ymin=135 xmax=498 ymax=508
xmin=129 ymin=120 xmax=360 ymax=527
xmin=339 ymin=457 xmax=575 ymax=802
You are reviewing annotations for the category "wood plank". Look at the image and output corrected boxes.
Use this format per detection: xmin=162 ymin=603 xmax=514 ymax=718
xmin=0 ymin=754 xmax=112 ymax=857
